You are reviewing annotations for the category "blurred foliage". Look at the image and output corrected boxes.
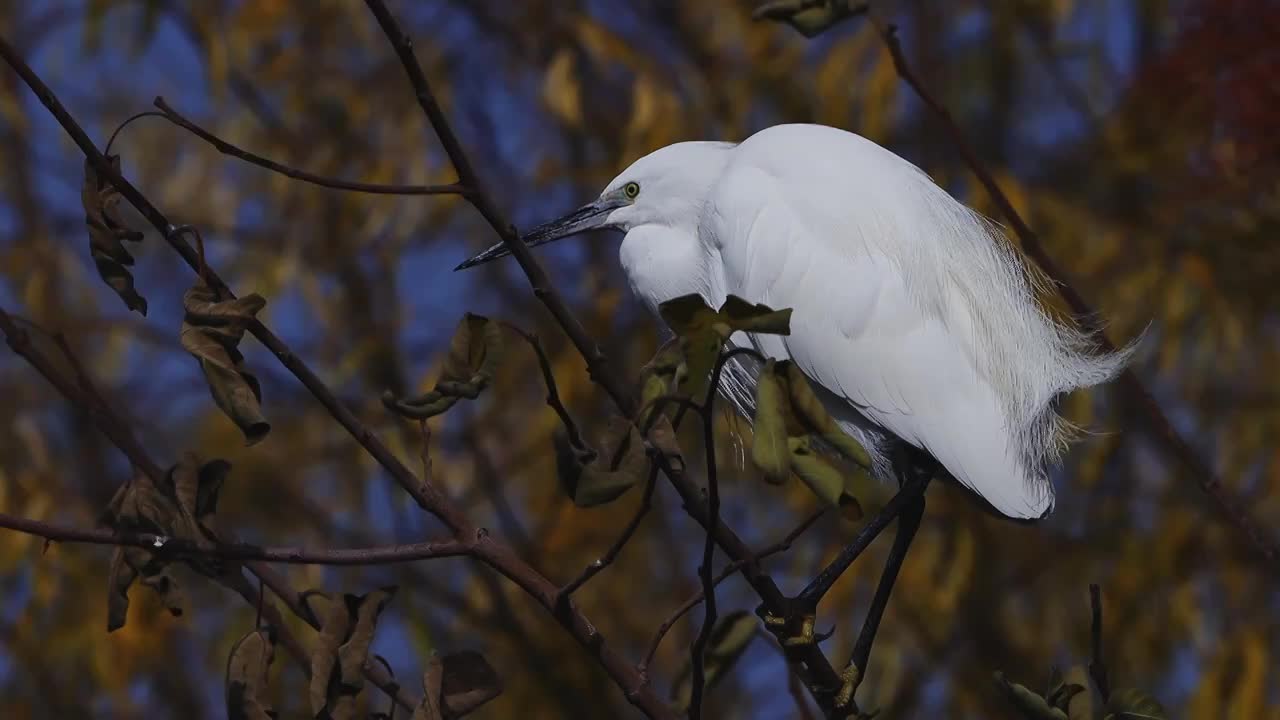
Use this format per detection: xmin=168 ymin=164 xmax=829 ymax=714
xmin=1 ymin=0 xmax=1279 ymax=718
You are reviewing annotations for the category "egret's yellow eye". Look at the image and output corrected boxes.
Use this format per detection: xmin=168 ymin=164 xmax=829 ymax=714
xmin=623 ymin=181 xmax=640 ymax=200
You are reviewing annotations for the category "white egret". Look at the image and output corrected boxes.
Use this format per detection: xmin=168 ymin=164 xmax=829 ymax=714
xmin=459 ymin=123 xmax=1129 ymax=518
xmin=457 ymin=123 xmax=1130 ymax=705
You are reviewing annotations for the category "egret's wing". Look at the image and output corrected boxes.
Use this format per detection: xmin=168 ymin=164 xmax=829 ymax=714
xmin=704 ymin=156 xmax=1053 ymax=519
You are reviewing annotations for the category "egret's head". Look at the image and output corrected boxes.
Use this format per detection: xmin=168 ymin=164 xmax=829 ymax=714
xmin=454 ymin=141 xmax=733 ymax=270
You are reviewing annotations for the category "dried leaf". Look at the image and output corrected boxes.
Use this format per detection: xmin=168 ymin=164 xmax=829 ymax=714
xmin=384 ymin=314 xmax=503 ymax=419
xmin=750 ymin=359 xmax=791 ymax=483
xmin=658 ymin=294 xmax=790 ymax=399
xmin=337 ymin=587 xmax=396 ymax=686
xmin=781 ymin=361 xmax=871 ymax=470
xmin=753 ymin=0 xmax=869 ymax=38
xmin=411 ymin=654 xmax=445 ymax=720
xmin=555 ymin=417 xmax=648 ymax=507
xmin=1104 ymin=688 xmax=1168 ymax=720
xmin=309 ymin=587 xmax=398 ymax=717
xmin=310 ymin=594 xmax=352 ymax=715
xmin=106 ymin=547 xmax=137 ymax=632
xmin=226 ymin=628 xmax=277 ymax=720
xmin=180 ymin=283 xmax=270 ymax=445
xmin=438 ymin=650 xmax=501 ymax=716
xmin=669 ymin=611 xmax=758 ymax=711
xmin=994 ymin=671 xmax=1069 ymax=720
xmin=102 ymin=458 xmax=231 ymax=630
xmin=789 ymin=436 xmax=863 ymax=520
xmin=82 ymin=155 xmax=147 ymax=315
xmin=1062 ymin=667 xmax=1095 ymax=720
xmin=717 ymin=296 xmax=793 ymax=335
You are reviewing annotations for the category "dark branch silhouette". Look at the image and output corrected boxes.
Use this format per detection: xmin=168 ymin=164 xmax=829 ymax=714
xmin=0 ymin=512 xmax=469 ymax=565
xmin=152 ymin=96 xmax=471 ymax=197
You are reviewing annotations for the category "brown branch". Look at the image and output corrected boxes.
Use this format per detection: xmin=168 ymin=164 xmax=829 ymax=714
xmin=638 ymin=508 xmax=826 ymax=679
xmin=152 ymin=96 xmax=471 ymax=197
xmin=0 ymin=305 xmax=416 ymax=710
xmin=864 ymin=15 xmax=1280 ymax=565
xmin=359 ymin=4 xmax=849 ymax=711
xmin=0 ymin=31 xmax=674 ymax=719
xmin=0 ymin=512 xmax=470 ymax=565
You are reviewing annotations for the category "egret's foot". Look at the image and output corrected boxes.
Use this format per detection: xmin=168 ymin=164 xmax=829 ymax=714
xmin=834 ymin=663 xmax=863 ymax=710
xmin=760 ymin=609 xmax=817 ymax=647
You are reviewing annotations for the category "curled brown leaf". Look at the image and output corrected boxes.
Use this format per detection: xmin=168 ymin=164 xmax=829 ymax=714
xmin=82 ymin=155 xmax=147 ymax=315
xmin=180 ymin=283 xmax=270 ymax=445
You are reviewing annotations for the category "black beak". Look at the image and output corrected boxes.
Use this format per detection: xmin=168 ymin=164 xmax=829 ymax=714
xmin=454 ymin=198 xmax=617 ymax=271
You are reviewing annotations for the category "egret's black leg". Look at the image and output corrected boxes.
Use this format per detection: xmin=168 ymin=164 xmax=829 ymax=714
xmin=794 ymin=474 xmax=925 ymax=606
xmin=834 ymin=475 xmax=927 ymax=709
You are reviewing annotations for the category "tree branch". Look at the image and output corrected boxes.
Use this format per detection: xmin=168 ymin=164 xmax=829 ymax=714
xmin=0 ymin=304 xmax=417 ymax=710
xmin=358 ymin=5 xmax=852 ymax=709
xmin=0 ymin=512 xmax=470 ymax=565
xmin=152 ymin=96 xmax=471 ymax=197
xmin=638 ymin=508 xmax=826 ymax=679
xmin=0 ymin=33 xmax=674 ymax=719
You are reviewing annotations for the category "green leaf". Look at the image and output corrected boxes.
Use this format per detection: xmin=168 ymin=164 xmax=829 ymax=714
xmin=669 ymin=611 xmax=759 ymax=712
xmin=750 ymin=359 xmax=792 ymax=483
xmin=384 ymin=313 xmax=504 ymax=419
xmin=752 ymin=0 xmax=869 ymax=38
xmin=180 ymin=283 xmax=270 ymax=445
xmin=994 ymin=671 xmax=1069 ymax=720
xmin=555 ymin=417 xmax=648 ymax=507
xmin=225 ymin=628 xmax=277 ymax=720
xmin=658 ymin=294 xmax=791 ymax=399
xmin=82 ymin=155 xmax=147 ymax=315
xmin=1104 ymin=688 xmax=1168 ymax=720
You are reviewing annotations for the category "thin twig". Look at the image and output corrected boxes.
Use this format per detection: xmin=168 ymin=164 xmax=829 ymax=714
xmin=502 ymin=321 xmax=587 ymax=450
xmin=865 ymin=14 xmax=1279 ymax=565
xmin=105 ymin=110 xmax=165 ymax=155
xmin=1089 ymin=583 xmax=1110 ymax=702
xmin=153 ymin=96 xmax=470 ymax=197
xmin=0 ymin=304 xmax=414 ymax=709
xmin=1 ymin=32 xmax=674 ymax=718
xmin=638 ymin=508 xmax=826 ymax=677
xmin=558 ymin=466 xmax=660 ymax=603
xmin=688 ymin=348 xmax=741 ymax=718
xmin=359 ymin=1 xmax=847 ymax=709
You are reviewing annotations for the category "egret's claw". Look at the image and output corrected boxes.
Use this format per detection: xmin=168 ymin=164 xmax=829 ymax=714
xmin=834 ymin=663 xmax=863 ymax=709
xmin=784 ymin=614 xmax=817 ymax=646
xmin=761 ymin=609 xmax=818 ymax=646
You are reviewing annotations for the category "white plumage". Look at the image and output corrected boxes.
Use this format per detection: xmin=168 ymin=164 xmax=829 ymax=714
xmin=460 ymin=123 xmax=1132 ymax=520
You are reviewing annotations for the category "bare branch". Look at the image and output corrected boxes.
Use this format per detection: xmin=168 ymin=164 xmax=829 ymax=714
xmin=0 ymin=31 xmax=672 ymax=719
xmin=638 ymin=509 xmax=826 ymax=678
xmin=152 ymin=96 xmax=471 ymax=197
xmin=0 ymin=512 xmax=469 ymax=565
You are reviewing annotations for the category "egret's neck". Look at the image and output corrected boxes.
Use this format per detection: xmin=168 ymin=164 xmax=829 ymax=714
xmin=619 ymin=225 xmax=722 ymax=315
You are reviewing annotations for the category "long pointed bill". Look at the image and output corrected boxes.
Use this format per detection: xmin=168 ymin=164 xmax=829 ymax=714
xmin=454 ymin=198 xmax=620 ymax=271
